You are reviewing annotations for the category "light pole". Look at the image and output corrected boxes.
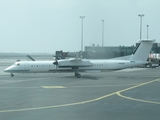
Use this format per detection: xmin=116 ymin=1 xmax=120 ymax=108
xmin=146 ymin=25 xmax=149 ymax=39
xmin=138 ymin=14 xmax=145 ymax=39
xmin=102 ymin=20 xmax=104 ymax=46
xmin=80 ymin=16 xmax=85 ymax=56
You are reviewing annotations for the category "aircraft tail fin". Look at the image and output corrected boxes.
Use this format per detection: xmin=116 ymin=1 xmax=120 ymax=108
xmin=129 ymin=39 xmax=155 ymax=61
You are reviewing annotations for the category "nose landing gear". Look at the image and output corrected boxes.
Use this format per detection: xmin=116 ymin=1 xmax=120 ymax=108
xmin=10 ymin=73 xmax=14 ymax=77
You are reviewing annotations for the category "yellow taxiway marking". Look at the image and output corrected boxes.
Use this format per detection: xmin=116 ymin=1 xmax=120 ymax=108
xmin=117 ymin=92 xmax=160 ymax=104
xmin=116 ymin=78 xmax=160 ymax=104
xmin=0 ymin=78 xmax=159 ymax=113
xmin=41 ymin=86 xmax=66 ymax=88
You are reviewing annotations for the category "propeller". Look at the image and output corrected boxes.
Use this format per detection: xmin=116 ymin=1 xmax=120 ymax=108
xmin=53 ymin=56 xmax=59 ymax=69
xmin=53 ymin=60 xmax=58 ymax=65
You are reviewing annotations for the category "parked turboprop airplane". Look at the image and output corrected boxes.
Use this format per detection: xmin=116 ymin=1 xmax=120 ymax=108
xmin=4 ymin=40 xmax=155 ymax=78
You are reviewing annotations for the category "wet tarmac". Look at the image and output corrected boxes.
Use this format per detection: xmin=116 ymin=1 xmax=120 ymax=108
xmin=0 ymin=59 xmax=160 ymax=120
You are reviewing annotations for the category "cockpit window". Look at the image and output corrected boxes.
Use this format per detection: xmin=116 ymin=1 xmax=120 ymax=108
xmin=12 ymin=63 xmax=20 ymax=66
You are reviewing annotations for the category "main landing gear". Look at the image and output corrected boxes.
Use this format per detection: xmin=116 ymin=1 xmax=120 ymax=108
xmin=73 ymin=67 xmax=81 ymax=78
xmin=75 ymin=72 xmax=81 ymax=78
xmin=10 ymin=73 xmax=14 ymax=77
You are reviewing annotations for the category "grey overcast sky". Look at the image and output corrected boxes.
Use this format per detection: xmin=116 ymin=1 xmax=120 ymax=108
xmin=0 ymin=0 xmax=160 ymax=53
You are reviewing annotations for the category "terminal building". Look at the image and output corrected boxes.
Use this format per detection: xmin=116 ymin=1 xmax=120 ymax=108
xmin=84 ymin=43 xmax=160 ymax=59
xmin=55 ymin=42 xmax=160 ymax=66
xmin=84 ymin=44 xmax=135 ymax=59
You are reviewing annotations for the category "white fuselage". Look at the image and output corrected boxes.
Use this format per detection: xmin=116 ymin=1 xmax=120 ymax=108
xmin=4 ymin=59 xmax=147 ymax=73
xmin=4 ymin=39 xmax=154 ymax=78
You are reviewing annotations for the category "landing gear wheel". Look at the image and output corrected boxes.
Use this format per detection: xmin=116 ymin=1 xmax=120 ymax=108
xmin=10 ymin=73 xmax=14 ymax=77
xmin=75 ymin=73 xmax=81 ymax=78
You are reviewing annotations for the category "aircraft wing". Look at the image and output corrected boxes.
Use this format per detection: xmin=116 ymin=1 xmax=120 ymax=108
xmin=26 ymin=55 xmax=35 ymax=61
xmin=57 ymin=58 xmax=93 ymax=68
xmin=68 ymin=58 xmax=82 ymax=62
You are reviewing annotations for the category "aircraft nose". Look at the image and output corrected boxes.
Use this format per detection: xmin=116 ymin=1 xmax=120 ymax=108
xmin=4 ymin=67 xmax=11 ymax=73
xmin=4 ymin=68 xmax=8 ymax=72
